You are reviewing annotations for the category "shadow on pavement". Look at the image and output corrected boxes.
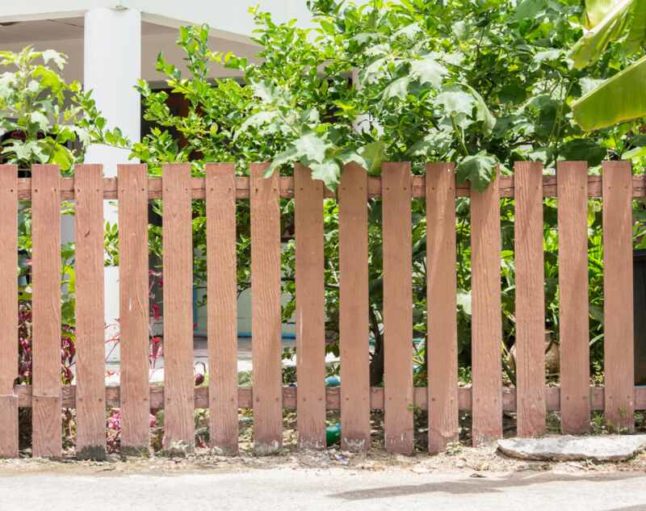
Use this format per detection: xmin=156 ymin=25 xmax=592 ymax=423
xmin=331 ymin=472 xmax=644 ymax=501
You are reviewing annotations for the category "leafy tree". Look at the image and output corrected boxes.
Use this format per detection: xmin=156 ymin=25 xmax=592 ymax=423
xmin=0 ymin=47 xmax=126 ymax=172
xmin=136 ymin=0 xmax=645 ymax=385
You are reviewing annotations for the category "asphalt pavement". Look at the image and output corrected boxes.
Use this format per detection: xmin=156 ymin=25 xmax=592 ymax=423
xmin=1 ymin=468 xmax=645 ymax=511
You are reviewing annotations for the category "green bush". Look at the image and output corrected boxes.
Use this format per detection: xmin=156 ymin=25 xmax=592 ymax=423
xmin=133 ymin=1 xmax=646 ymax=385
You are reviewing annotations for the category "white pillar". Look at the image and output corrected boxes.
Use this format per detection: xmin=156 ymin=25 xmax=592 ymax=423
xmin=84 ymin=7 xmax=141 ymax=361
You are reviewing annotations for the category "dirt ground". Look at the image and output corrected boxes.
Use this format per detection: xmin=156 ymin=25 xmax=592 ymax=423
xmin=2 ymin=441 xmax=646 ymax=477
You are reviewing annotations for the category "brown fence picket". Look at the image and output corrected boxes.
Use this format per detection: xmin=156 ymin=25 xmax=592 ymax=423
xmin=382 ymin=162 xmax=414 ymax=455
xmin=603 ymin=160 xmax=635 ymax=431
xmin=514 ymin=162 xmax=546 ymax=437
xmin=4 ymin=159 xmax=642 ymax=456
xmin=250 ymin=163 xmax=283 ymax=453
xmin=0 ymin=165 xmax=18 ymax=458
xmin=162 ymin=163 xmax=195 ymax=450
xmin=294 ymin=164 xmax=326 ymax=449
xmin=557 ymin=161 xmax=590 ymax=434
xmin=338 ymin=163 xmax=371 ymax=451
xmin=426 ymin=163 xmax=459 ymax=453
xmin=206 ymin=163 xmax=239 ymax=454
xmin=32 ymin=165 xmax=62 ymax=458
xmin=75 ymin=164 xmax=107 ymax=458
xmin=470 ymin=170 xmax=503 ymax=445
xmin=118 ymin=164 xmax=150 ymax=452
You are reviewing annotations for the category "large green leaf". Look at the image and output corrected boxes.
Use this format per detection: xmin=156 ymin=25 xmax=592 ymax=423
xmin=464 ymin=84 xmax=496 ymax=133
xmin=409 ymin=55 xmax=447 ymax=88
xmin=358 ymin=140 xmax=386 ymax=174
xmin=49 ymin=144 xmax=74 ymax=171
xmin=455 ymin=151 xmax=497 ymax=191
xmin=513 ymin=0 xmax=550 ymax=21
xmin=293 ymin=132 xmax=329 ymax=163
xmin=436 ymin=89 xmax=474 ymax=117
xmin=572 ymin=54 xmax=646 ymax=130
xmin=570 ymin=0 xmax=635 ymax=69
xmin=585 ymin=0 xmax=618 ymax=28
xmin=625 ymin=0 xmax=646 ymax=51
xmin=310 ymin=160 xmax=341 ymax=189
xmin=382 ymin=76 xmax=411 ymax=100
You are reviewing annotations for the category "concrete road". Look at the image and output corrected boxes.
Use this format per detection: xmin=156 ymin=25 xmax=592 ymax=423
xmin=1 ymin=469 xmax=645 ymax=511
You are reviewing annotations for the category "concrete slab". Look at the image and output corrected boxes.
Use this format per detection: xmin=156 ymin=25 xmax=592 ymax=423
xmin=498 ymin=435 xmax=646 ymax=462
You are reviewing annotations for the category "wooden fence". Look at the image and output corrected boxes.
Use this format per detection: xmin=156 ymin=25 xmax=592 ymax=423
xmin=0 ymin=160 xmax=641 ymax=458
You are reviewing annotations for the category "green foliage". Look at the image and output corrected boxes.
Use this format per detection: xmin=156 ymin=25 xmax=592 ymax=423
xmin=573 ymin=54 xmax=646 ymax=130
xmin=137 ymin=1 xmax=644 ymax=384
xmin=0 ymin=47 xmax=126 ymax=388
xmin=570 ymin=0 xmax=645 ymax=69
xmin=0 ymin=47 xmax=127 ymax=173
xmin=570 ymin=0 xmax=646 ymax=130
xmin=138 ymin=2 xmax=645 ymax=186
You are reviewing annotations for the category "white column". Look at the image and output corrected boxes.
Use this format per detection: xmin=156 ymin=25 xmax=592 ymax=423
xmin=84 ymin=7 xmax=141 ymax=361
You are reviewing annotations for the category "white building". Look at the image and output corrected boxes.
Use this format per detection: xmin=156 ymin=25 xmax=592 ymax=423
xmin=0 ymin=1 xmax=310 ymax=349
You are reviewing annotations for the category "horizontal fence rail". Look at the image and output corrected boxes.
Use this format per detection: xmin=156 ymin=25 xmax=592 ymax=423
xmin=8 ymin=173 xmax=646 ymax=200
xmin=11 ymin=384 xmax=646 ymax=412
xmin=0 ymin=161 xmax=642 ymax=459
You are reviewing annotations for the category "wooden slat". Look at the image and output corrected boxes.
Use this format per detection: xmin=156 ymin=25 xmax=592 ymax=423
xmin=338 ymin=164 xmax=371 ymax=451
xmin=514 ymin=162 xmax=546 ymax=437
xmin=162 ymin=163 xmax=195 ymax=450
xmin=205 ymin=163 xmax=239 ymax=454
xmin=32 ymin=165 xmax=62 ymax=458
xmin=557 ymin=161 xmax=591 ymax=434
xmin=470 ymin=170 xmax=503 ymax=445
xmin=118 ymin=164 xmax=150 ymax=451
xmin=75 ymin=165 xmax=107 ymax=458
xmin=0 ymin=165 xmax=18 ymax=458
xmin=294 ymin=164 xmax=326 ymax=449
xmin=382 ymin=162 xmax=414 ymax=455
xmin=426 ymin=163 xmax=458 ymax=453
xmin=603 ymin=160 xmax=635 ymax=431
xmin=250 ymin=163 xmax=283 ymax=453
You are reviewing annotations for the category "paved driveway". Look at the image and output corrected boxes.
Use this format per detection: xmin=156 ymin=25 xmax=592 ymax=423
xmin=1 ymin=469 xmax=645 ymax=511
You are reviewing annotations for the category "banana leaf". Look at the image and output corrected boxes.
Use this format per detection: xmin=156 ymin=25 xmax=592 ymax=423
xmin=585 ymin=0 xmax=618 ymax=28
xmin=572 ymin=54 xmax=646 ymax=130
xmin=570 ymin=0 xmax=636 ymax=69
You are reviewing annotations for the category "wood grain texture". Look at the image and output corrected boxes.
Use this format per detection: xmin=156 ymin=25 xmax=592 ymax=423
xmin=382 ymin=162 xmax=414 ymax=455
xmin=74 ymin=165 xmax=107 ymax=458
xmin=602 ymin=160 xmax=635 ymax=431
xmin=31 ymin=165 xmax=62 ymax=458
xmin=514 ymin=162 xmax=546 ymax=437
xmin=162 ymin=163 xmax=195 ymax=450
xmin=294 ymin=164 xmax=326 ymax=449
xmin=118 ymin=164 xmax=150 ymax=451
xmin=470 ymin=170 xmax=503 ymax=445
xmin=0 ymin=165 xmax=18 ymax=458
xmin=338 ymin=164 xmax=371 ymax=452
xmin=9 ymin=171 xmax=646 ymax=201
xmin=205 ymin=163 xmax=239 ymax=454
xmin=250 ymin=163 xmax=283 ymax=454
xmin=426 ymin=163 xmax=458 ymax=453
xmin=13 ymin=383 xmax=646 ymax=412
xmin=557 ymin=161 xmax=590 ymax=434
